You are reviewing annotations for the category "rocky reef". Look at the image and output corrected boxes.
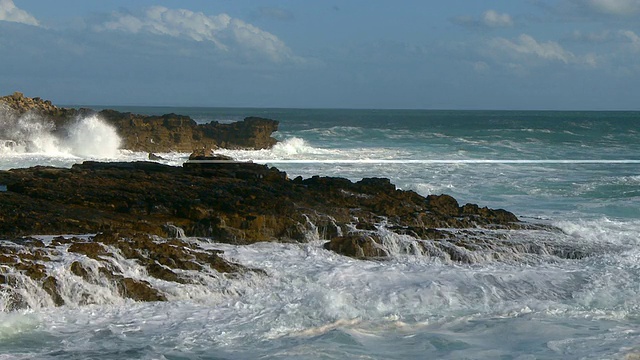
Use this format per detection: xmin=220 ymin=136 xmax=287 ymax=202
xmin=0 ymin=233 xmax=254 ymax=310
xmin=0 ymin=92 xmax=278 ymax=152
xmin=0 ymin=92 xmax=582 ymax=309
xmin=0 ymin=160 xmax=519 ymax=242
xmin=0 ymin=160 xmax=585 ymax=308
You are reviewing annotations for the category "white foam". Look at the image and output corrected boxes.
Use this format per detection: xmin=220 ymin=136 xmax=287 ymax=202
xmin=0 ymin=111 xmax=122 ymax=159
xmin=1 ymin=230 xmax=638 ymax=358
xmin=0 ymin=312 xmax=40 ymax=339
xmin=65 ymin=115 xmax=121 ymax=158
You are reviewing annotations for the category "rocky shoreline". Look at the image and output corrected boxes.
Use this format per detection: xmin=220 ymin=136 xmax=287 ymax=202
xmin=0 ymin=92 xmax=579 ymax=310
xmin=0 ymin=158 xmax=585 ymax=308
xmin=0 ymin=91 xmax=278 ymax=152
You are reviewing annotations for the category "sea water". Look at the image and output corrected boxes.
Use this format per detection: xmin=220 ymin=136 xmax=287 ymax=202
xmin=1 ymin=108 xmax=640 ymax=359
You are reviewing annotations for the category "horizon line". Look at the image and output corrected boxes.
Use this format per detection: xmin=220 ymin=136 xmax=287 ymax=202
xmin=63 ymin=104 xmax=640 ymax=113
xmin=187 ymin=159 xmax=640 ymax=164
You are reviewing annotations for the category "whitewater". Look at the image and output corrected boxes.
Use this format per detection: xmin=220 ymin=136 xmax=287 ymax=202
xmin=1 ymin=107 xmax=640 ymax=359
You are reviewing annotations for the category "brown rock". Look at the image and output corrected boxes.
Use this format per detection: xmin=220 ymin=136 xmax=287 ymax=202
xmin=427 ymin=194 xmax=461 ymax=216
xmin=324 ymin=234 xmax=387 ymax=259
xmin=117 ymin=277 xmax=167 ymax=302
xmin=68 ymin=242 xmax=108 ymax=260
xmin=0 ymin=93 xmax=280 ymax=152
xmin=42 ymin=276 xmax=65 ymax=306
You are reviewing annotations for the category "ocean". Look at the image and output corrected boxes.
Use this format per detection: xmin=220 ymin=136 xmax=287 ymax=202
xmin=1 ymin=108 xmax=640 ymax=359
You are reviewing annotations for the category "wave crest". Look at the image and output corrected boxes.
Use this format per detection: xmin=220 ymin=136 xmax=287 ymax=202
xmin=0 ymin=109 xmax=121 ymax=158
xmin=66 ymin=115 xmax=121 ymax=158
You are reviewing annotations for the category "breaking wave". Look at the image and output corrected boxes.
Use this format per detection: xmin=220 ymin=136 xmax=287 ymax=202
xmin=65 ymin=115 xmax=121 ymax=158
xmin=0 ymin=108 xmax=121 ymax=158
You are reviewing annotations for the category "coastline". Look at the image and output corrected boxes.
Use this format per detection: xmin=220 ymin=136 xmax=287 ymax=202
xmin=0 ymin=92 xmax=594 ymax=310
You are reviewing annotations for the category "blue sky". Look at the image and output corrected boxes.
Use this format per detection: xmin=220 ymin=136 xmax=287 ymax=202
xmin=1 ymin=0 xmax=640 ymax=109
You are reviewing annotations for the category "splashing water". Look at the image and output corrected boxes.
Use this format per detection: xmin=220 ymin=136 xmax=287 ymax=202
xmin=0 ymin=109 xmax=121 ymax=158
xmin=65 ymin=115 xmax=121 ymax=158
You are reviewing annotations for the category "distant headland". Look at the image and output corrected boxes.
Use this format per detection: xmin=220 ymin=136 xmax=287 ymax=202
xmin=0 ymin=91 xmax=279 ymax=152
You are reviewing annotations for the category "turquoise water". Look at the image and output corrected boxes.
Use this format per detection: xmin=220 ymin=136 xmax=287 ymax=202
xmin=1 ymin=108 xmax=640 ymax=359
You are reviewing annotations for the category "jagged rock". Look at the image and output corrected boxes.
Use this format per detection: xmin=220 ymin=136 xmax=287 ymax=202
xmin=42 ymin=276 xmax=65 ymax=306
xmin=188 ymin=149 xmax=235 ymax=161
xmin=0 ymin=91 xmax=76 ymax=118
xmin=148 ymin=153 xmax=166 ymax=161
xmin=99 ymin=111 xmax=278 ymax=152
xmin=0 ymin=161 xmax=537 ymax=263
xmin=68 ymin=242 xmax=108 ymax=260
xmin=427 ymin=194 xmax=460 ymax=216
xmin=0 ymin=232 xmax=255 ymax=309
xmin=116 ymin=277 xmax=167 ymax=302
xmin=0 ymin=92 xmax=279 ymax=152
xmin=324 ymin=234 xmax=387 ymax=259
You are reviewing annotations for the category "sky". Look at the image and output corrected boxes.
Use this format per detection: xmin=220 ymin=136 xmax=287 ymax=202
xmin=1 ymin=0 xmax=640 ymax=110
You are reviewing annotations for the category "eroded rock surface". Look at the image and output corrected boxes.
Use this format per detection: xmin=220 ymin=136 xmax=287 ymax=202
xmin=0 ymin=232 xmax=253 ymax=310
xmin=0 ymin=92 xmax=278 ymax=152
xmin=0 ymin=161 xmax=525 ymax=242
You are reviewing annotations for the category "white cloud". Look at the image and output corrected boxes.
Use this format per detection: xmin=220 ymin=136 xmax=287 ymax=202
xmin=452 ymin=9 xmax=513 ymax=29
xmin=491 ymin=34 xmax=576 ymax=63
xmin=482 ymin=10 xmax=513 ymax=28
xmin=620 ymin=30 xmax=640 ymax=51
xmin=0 ymin=0 xmax=39 ymax=26
xmin=569 ymin=30 xmax=612 ymax=43
xmin=488 ymin=34 xmax=599 ymax=68
xmin=95 ymin=6 xmax=300 ymax=63
xmin=586 ymin=0 xmax=640 ymax=15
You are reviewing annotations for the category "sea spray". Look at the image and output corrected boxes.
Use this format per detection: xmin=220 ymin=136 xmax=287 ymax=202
xmin=0 ymin=110 xmax=59 ymax=154
xmin=0 ymin=109 xmax=121 ymax=158
xmin=65 ymin=114 xmax=121 ymax=158
xmin=0 ymin=235 xmax=266 ymax=311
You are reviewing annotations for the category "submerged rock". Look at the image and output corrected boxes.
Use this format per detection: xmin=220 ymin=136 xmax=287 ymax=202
xmin=0 ymin=232 xmax=254 ymax=309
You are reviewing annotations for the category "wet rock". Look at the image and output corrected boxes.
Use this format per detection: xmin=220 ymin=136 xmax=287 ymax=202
xmin=1 ymin=93 xmax=279 ymax=152
xmin=324 ymin=234 xmax=387 ymax=259
xmin=0 ymin=160 xmax=531 ymax=257
xmin=146 ymin=263 xmax=182 ymax=283
xmin=68 ymin=242 xmax=108 ymax=260
xmin=148 ymin=153 xmax=166 ymax=161
xmin=188 ymin=149 xmax=234 ymax=161
xmin=116 ymin=277 xmax=167 ymax=302
xmin=69 ymin=261 xmax=90 ymax=280
xmin=42 ymin=276 xmax=65 ymax=306
xmin=0 ymin=232 xmax=256 ymax=309
xmin=427 ymin=194 xmax=460 ymax=216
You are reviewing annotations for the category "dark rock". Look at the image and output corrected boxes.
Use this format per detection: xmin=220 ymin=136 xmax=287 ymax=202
xmin=68 ymin=242 xmax=107 ymax=260
xmin=42 ymin=276 xmax=65 ymax=306
xmin=0 ymin=93 xmax=279 ymax=152
xmin=116 ymin=277 xmax=167 ymax=302
xmin=148 ymin=153 xmax=166 ymax=161
xmin=0 ymin=161 xmax=528 ymax=250
xmin=188 ymin=149 xmax=235 ymax=161
xmin=69 ymin=261 xmax=90 ymax=280
xmin=427 ymin=194 xmax=460 ymax=216
xmin=0 ymin=232 xmax=256 ymax=309
xmin=324 ymin=234 xmax=387 ymax=259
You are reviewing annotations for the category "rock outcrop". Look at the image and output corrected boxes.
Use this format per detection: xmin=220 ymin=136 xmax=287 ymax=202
xmin=0 ymin=160 xmax=587 ymax=308
xmin=0 ymin=92 xmax=279 ymax=152
xmin=0 ymin=232 xmax=255 ymax=310
xmin=0 ymin=160 xmax=564 ymax=254
xmin=0 ymin=91 xmax=77 ymax=118
xmin=97 ymin=110 xmax=278 ymax=152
